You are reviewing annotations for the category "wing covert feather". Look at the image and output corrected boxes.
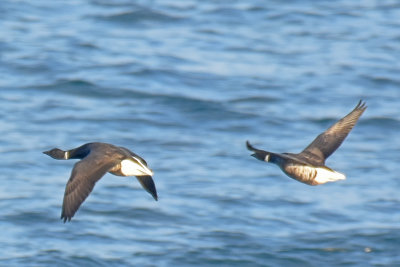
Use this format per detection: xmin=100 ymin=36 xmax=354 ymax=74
xmin=61 ymin=154 xmax=118 ymax=222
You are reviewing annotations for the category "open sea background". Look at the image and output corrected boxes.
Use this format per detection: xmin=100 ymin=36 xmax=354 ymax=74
xmin=1 ymin=0 xmax=399 ymax=266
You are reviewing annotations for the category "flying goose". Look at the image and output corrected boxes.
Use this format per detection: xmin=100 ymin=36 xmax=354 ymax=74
xmin=43 ymin=142 xmax=157 ymax=222
xmin=247 ymin=100 xmax=367 ymax=185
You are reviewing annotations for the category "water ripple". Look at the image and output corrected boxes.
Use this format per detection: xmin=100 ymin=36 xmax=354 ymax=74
xmin=1 ymin=0 xmax=400 ymax=266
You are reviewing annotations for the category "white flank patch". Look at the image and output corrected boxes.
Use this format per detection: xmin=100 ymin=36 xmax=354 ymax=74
xmin=314 ymin=167 xmax=346 ymax=185
xmin=64 ymin=151 xmax=69 ymax=160
xmin=120 ymin=158 xmax=154 ymax=176
xmin=264 ymin=154 xmax=270 ymax=162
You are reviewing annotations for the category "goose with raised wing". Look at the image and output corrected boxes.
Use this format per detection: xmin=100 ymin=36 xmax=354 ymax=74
xmin=247 ymin=100 xmax=367 ymax=185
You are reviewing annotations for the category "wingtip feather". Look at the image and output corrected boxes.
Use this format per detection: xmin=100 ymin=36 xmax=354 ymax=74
xmin=356 ymin=99 xmax=367 ymax=110
xmin=246 ymin=140 xmax=255 ymax=151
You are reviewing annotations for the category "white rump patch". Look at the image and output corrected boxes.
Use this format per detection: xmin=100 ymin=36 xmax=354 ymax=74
xmin=120 ymin=158 xmax=153 ymax=176
xmin=64 ymin=151 xmax=69 ymax=160
xmin=264 ymin=154 xmax=270 ymax=162
xmin=314 ymin=167 xmax=346 ymax=185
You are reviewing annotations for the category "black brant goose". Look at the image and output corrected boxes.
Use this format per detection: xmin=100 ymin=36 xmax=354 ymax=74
xmin=247 ymin=100 xmax=367 ymax=185
xmin=43 ymin=142 xmax=157 ymax=222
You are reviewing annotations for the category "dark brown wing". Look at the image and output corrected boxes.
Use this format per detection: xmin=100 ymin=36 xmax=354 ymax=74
xmin=61 ymin=153 xmax=118 ymax=222
xmin=299 ymin=100 xmax=367 ymax=164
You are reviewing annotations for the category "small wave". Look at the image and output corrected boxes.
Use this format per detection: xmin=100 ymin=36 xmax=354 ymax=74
xmin=4 ymin=211 xmax=54 ymax=225
xmin=84 ymin=204 xmax=178 ymax=223
xmin=229 ymin=96 xmax=280 ymax=104
xmin=29 ymin=79 xmax=149 ymax=99
xmin=128 ymin=67 xmax=222 ymax=87
xmin=21 ymin=252 xmax=116 ymax=267
xmin=362 ymin=117 xmax=400 ymax=128
xmin=361 ymin=74 xmax=400 ymax=87
xmin=366 ymin=198 xmax=400 ymax=213
xmin=93 ymin=8 xmax=184 ymax=25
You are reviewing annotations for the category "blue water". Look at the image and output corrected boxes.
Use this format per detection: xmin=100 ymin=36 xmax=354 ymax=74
xmin=1 ymin=0 xmax=400 ymax=266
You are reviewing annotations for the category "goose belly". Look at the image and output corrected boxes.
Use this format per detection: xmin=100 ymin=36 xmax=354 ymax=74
xmin=282 ymin=164 xmax=317 ymax=185
xmin=282 ymin=164 xmax=346 ymax=185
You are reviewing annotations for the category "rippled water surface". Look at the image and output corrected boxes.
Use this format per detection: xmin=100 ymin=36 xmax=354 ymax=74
xmin=1 ymin=1 xmax=400 ymax=266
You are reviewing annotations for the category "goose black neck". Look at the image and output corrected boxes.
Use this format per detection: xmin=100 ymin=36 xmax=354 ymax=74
xmin=67 ymin=144 xmax=91 ymax=159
